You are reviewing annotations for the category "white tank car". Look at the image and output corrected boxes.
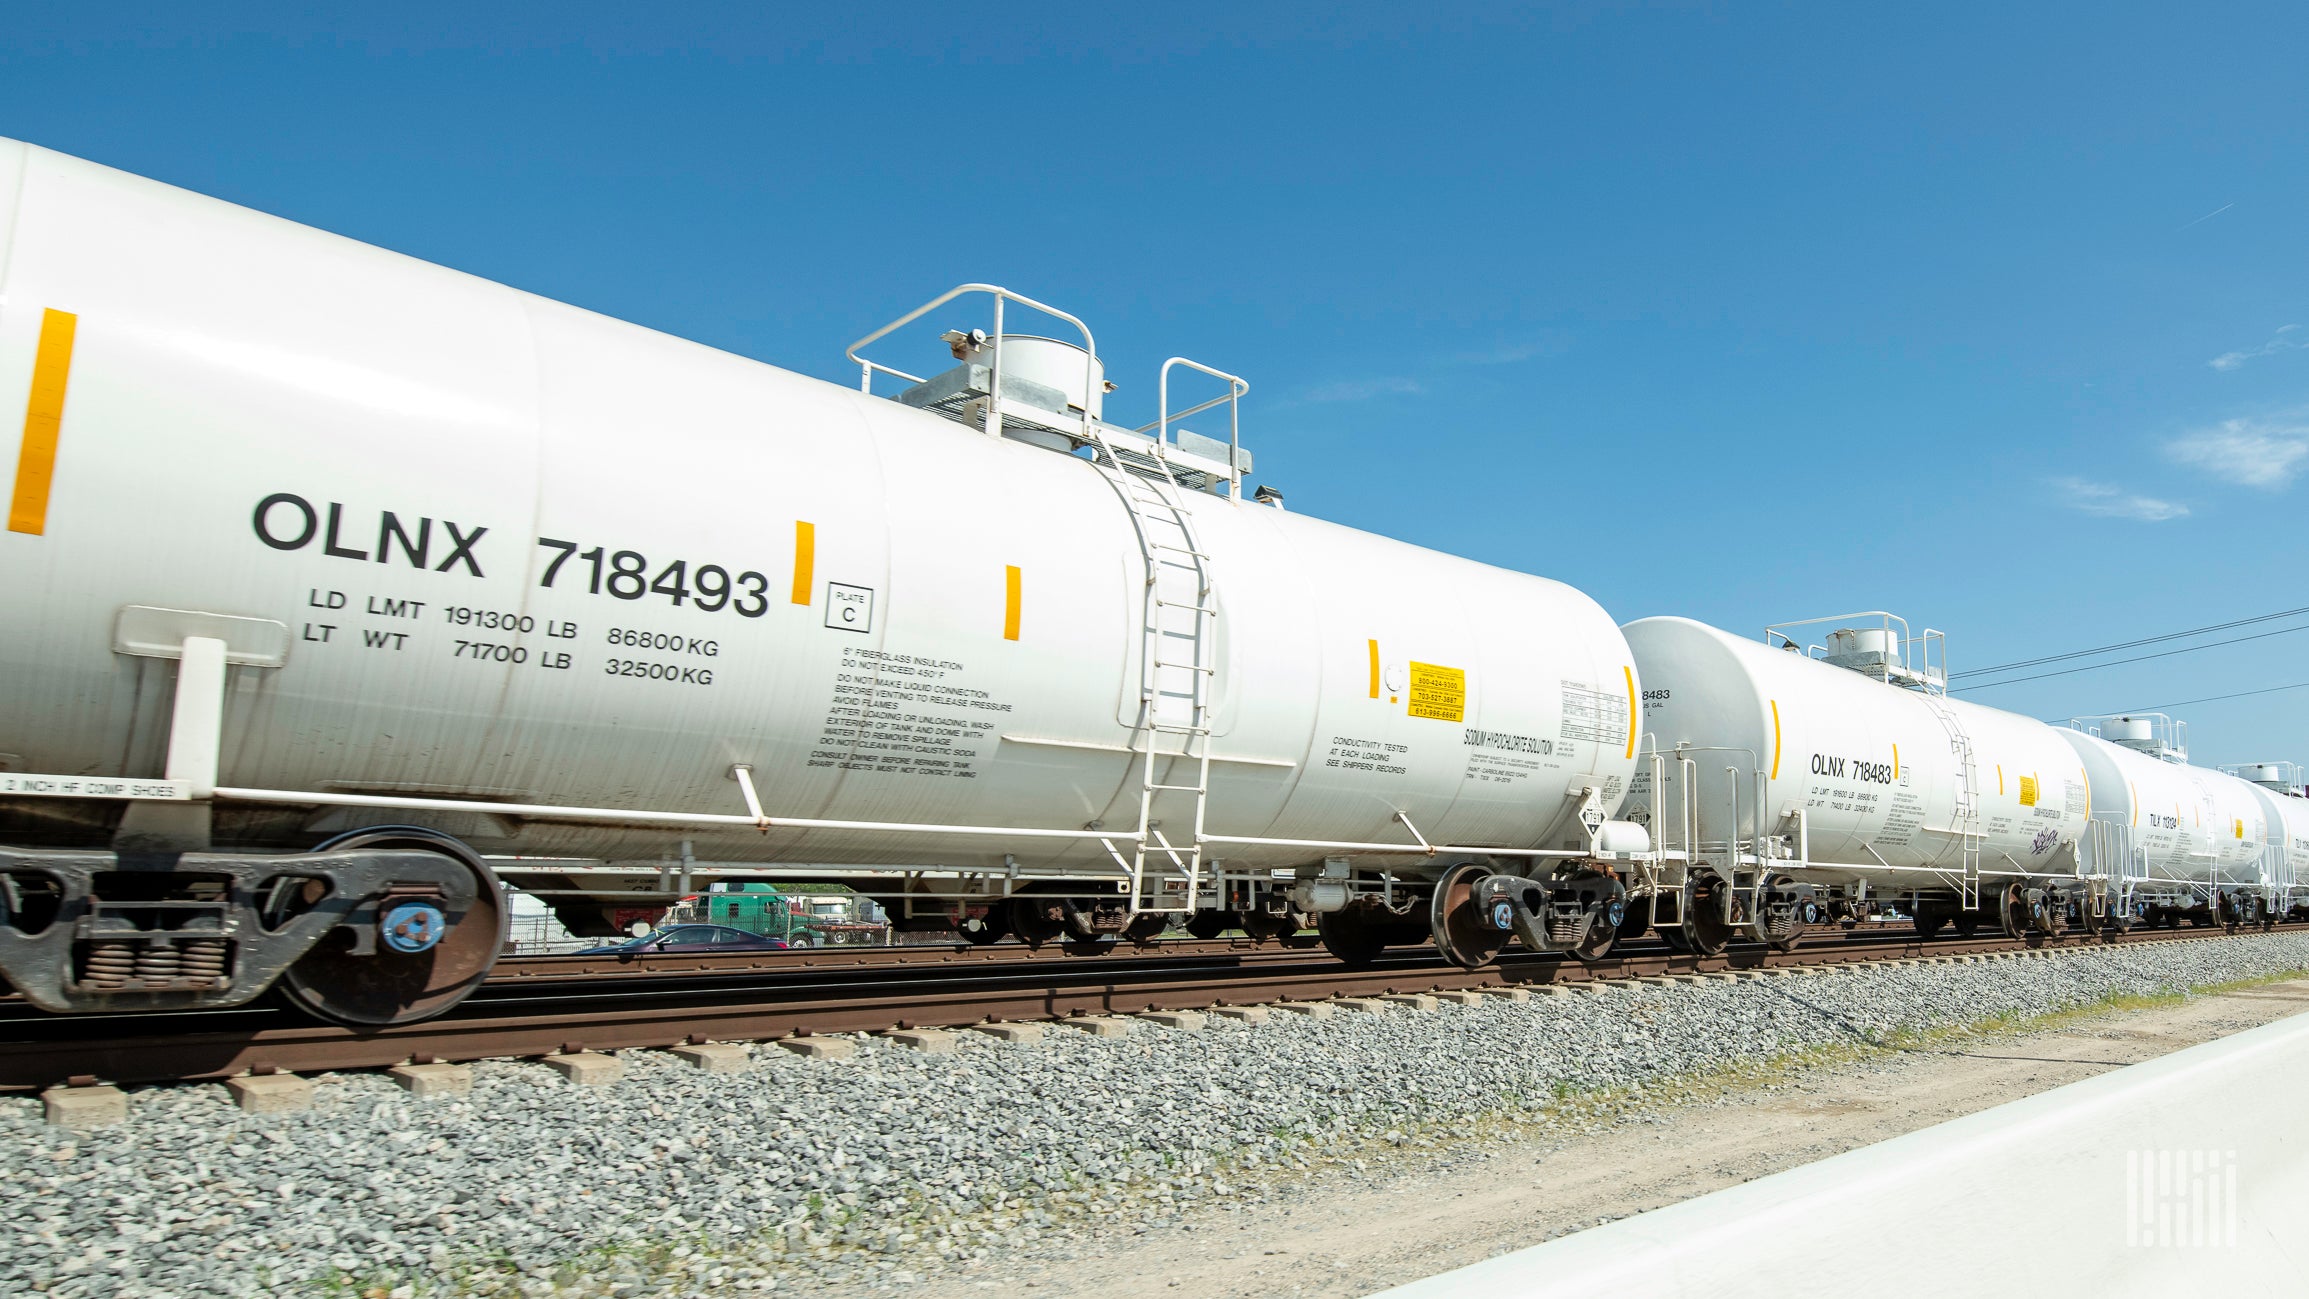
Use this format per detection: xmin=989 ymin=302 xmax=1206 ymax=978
xmin=0 ymin=140 xmax=1639 ymax=1022
xmin=1619 ymin=615 xmax=2095 ymax=946
xmin=2226 ymin=763 xmax=2309 ymax=917
xmin=2058 ymin=718 xmax=2271 ymax=924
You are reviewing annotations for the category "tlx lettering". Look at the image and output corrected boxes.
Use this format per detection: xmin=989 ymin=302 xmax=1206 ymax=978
xmin=251 ymin=492 xmax=489 ymax=577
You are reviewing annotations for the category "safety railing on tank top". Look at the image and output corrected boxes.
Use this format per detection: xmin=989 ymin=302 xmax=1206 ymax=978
xmin=845 ymin=282 xmax=1103 ymax=444
xmin=1140 ymin=357 xmax=1249 ymax=501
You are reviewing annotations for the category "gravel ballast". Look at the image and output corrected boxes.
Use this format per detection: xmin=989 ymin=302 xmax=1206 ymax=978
xmin=7 ymin=933 xmax=2308 ymax=1297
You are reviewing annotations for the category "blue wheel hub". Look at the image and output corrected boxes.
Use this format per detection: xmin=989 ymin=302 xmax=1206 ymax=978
xmin=381 ymin=901 xmax=448 ymax=954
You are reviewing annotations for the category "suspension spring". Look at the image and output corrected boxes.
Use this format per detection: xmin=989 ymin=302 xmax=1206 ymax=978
xmin=133 ymin=941 xmax=184 ymax=980
xmin=80 ymin=941 xmax=137 ymax=989
xmin=178 ymin=937 xmax=230 ymax=982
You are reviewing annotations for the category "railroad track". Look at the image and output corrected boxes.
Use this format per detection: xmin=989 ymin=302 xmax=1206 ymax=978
xmin=0 ymin=923 xmax=2282 ymax=1092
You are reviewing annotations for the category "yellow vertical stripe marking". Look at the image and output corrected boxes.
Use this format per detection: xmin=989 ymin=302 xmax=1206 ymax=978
xmin=9 ymin=309 xmax=78 ymax=536
xmin=1624 ymin=666 xmax=1638 ymax=760
xmin=1996 ymin=764 xmax=2004 ymax=796
xmin=1367 ymin=640 xmax=1381 ymax=699
xmin=2129 ymin=781 xmax=2138 ymax=827
xmin=1892 ymin=744 xmax=1900 ymax=780
xmin=1002 ymin=565 xmax=1022 ymax=641
xmin=789 ymin=521 xmax=815 ymax=605
xmin=1768 ymin=699 xmax=1781 ymax=779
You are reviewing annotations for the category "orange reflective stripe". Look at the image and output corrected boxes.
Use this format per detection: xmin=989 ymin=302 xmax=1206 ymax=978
xmin=9 ymin=309 xmax=77 ymax=535
xmin=1625 ymin=666 xmax=1639 ymax=760
xmin=1003 ymin=565 xmax=1022 ymax=641
xmin=790 ymin=521 xmax=815 ymax=605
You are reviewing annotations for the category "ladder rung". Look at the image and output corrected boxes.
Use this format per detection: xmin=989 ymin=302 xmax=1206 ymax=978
xmin=1153 ymin=599 xmax=1219 ymax=613
xmin=1153 ymin=661 xmax=1215 ymax=673
xmin=1148 ymin=783 xmax=1207 ymax=793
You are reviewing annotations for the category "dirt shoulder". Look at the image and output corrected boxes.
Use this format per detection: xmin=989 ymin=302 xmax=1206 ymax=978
xmin=978 ymin=980 xmax=2309 ymax=1299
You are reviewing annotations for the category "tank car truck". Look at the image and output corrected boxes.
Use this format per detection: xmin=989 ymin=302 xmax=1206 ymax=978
xmin=0 ymin=138 xmax=1654 ymax=1025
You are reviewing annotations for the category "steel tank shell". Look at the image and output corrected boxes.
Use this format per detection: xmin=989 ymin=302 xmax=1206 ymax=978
xmin=2239 ymin=783 xmax=2309 ymax=892
xmin=0 ymin=139 xmax=1639 ymax=873
xmin=2055 ymin=731 xmax=2266 ymax=887
xmin=1621 ymin=617 xmax=2090 ymax=876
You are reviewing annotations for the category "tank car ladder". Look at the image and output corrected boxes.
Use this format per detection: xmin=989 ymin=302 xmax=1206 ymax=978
xmin=1080 ymin=428 xmax=1218 ymax=916
xmin=1921 ymin=697 xmax=1983 ymax=909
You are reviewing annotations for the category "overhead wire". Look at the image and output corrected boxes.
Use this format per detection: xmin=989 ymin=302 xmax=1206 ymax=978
xmin=1950 ymin=621 xmax=2309 ymax=692
xmin=2104 ymin=681 xmax=2309 ymax=716
xmin=1948 ymin=604 xmax=2309 ymax=680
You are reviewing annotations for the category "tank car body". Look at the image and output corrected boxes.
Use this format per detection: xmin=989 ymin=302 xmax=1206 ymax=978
xmin=1619 ymin=614 xmax=2110 ymax=945
xmin=2059 ymin=719 xmax=2277 ymax=926
xmin=2226 ymin=763 xmax=2309 ymax=920
xmin=0 ymin=139 xmax=1640 ymax=1021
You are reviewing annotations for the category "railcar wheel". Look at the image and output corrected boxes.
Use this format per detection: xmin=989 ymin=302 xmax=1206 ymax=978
xmin=1239 ymin=909 xmax=1309 ymax=943
xmin=1318 ymin=906 xmax=1389 ymax=967
xmin=1912 ymin=911 xmax=1946 ymax=940
xmin=277 ymin=827 xmax=507 ymax=1029
xmin=1008 ymin=897 xmax=1069 ymax=949
xmin=956 ymin=908 xmax=1009 ymax=946
xmin=1123 ymin=913 xmax=1172 ymax=944
xmin=1616 ymin=896 xmax=1654 ymax=945
xmin=1430 ymin=862 xmax=1508 ymax=970
xmin=1185 ymin=909 xmax=1235 ymax=940
xmin=1568 ymin=882 xmax=1627 ymax=964
xmin=1985 ymin=881 xmax=2022 ymax=941
xmin=1751 ymin=875 xmax=1816 ymax=953
xmin=1679 ymin=872 xmax=1735 ymax=957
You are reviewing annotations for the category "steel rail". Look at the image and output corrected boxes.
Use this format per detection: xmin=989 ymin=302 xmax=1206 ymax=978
xmin=0 ymin=925 xmax=2282 ymax=1093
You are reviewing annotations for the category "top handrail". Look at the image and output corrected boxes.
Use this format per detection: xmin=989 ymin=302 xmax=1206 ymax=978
xmin=844 ymin=284 xmax=1101 ymax=441
xmin=1149 ymin=357 xmax=1249 ymax=499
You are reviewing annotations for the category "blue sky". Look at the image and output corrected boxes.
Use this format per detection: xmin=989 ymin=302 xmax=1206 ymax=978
xmin=6 ymin=4 xmax=2308 ymax=764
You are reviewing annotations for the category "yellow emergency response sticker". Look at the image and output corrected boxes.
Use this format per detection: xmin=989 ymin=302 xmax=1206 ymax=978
xmin=2018 ymin=775 xmax=2039 ymax=807
xmin=1406 ymin=661 xmax=1466 ymax=722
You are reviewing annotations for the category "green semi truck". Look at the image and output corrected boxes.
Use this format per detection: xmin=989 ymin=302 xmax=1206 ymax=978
xmin=662 ymin=883 xmax=888 ymax=946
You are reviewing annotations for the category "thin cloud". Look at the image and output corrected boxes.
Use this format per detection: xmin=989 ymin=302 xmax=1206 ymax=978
xmin=2209 ymin=324 xmax=2304 ymax=372
xmin=1451 ymin=334 xmax=1570 ymax=366
xmin=1295 ymin=375 xmax=1424 ymax=404
xmin=2165 ymin=415 xmax=2309 ymax=488
xmin=2052 ymin=477 xmax=2189 ymax=522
